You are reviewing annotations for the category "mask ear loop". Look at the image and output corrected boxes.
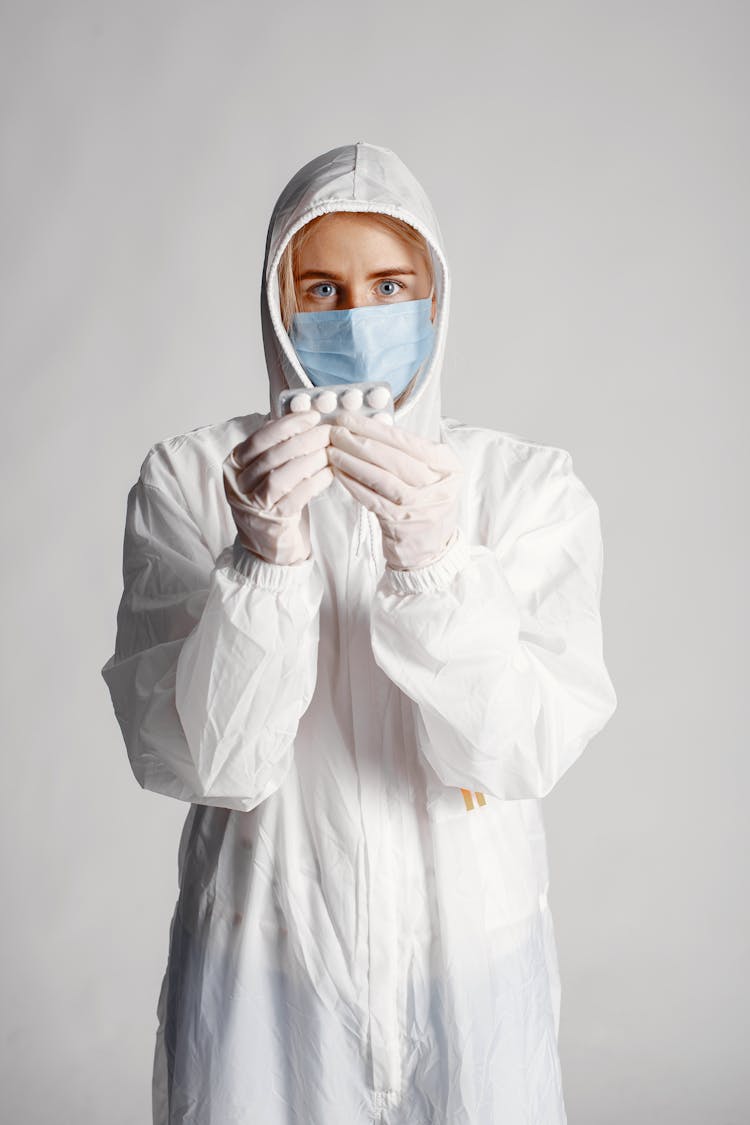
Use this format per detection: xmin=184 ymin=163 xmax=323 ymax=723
xmin=426 ymin=284 xmax=437 ymax=327
xmin=393 ymin=286 xmax=437 ymax=411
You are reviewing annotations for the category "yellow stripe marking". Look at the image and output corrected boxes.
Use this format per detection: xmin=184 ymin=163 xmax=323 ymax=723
xmin=461 ymin=788 xmax=474 ymax=810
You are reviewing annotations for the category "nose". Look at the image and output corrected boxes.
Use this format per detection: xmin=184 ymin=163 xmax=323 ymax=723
xmin=339 ymin=284 xmax=372 ymax=310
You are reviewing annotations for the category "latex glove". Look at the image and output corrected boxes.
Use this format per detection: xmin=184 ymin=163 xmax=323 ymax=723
xmin=327 ymin=410 xmax=463 ymax=570
xmin=223 ymin=411 xmax=333 ymax=566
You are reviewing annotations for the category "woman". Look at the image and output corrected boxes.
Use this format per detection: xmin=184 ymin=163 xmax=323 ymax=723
xmin=101 ymin=141 xmax=617 ymax=1125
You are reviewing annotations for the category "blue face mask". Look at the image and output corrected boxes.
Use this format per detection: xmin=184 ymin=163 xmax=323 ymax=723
xmin=288 ymin=296 xmax=435 ymax=398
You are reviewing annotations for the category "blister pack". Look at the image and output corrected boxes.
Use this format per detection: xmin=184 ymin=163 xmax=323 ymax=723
xmin=276 ymin=381 xmax=395 ymax=425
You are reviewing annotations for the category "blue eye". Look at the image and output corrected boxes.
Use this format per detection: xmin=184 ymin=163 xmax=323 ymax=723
xmin=378 ymin=280 xmax=401 ymax=297
xmin=312 ymin=282 xmax=336 ymax=298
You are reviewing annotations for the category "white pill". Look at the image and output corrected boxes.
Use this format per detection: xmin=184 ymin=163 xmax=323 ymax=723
xmin=288 ymin=392 xmax=312 ymax=413
xmin=339 ymin=388 xmax=363 ymax=411
xmin=372 ymin=411 xmax=394 ymax=425
xmin=365 ymin=385 xmax=391 ymax=410
xmin=313 ymin=390 xmax=338 ymax=414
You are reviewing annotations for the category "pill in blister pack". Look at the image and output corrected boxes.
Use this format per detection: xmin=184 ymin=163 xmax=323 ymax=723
xmin=277 ymin=381 xmax=395 ymax=425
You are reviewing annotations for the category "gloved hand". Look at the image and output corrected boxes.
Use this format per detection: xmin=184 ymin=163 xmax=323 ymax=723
xmin=223 ymin=411 xmax=333 ymax=566
xmin=327 ymin=410 xmax=463 ymax=570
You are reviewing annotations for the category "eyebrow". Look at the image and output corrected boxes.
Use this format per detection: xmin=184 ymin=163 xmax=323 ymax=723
xmin=296 ymin=267 xmax=418 ymax=282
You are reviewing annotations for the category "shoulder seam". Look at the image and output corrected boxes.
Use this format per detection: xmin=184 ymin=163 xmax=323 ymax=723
xmin=441 ymin=418 xmax=572 ymax=458
xmin=141 ymin=411 xmax=268 ymax=461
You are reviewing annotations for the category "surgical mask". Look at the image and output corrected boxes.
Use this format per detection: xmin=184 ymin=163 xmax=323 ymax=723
xmin=288 ymin=296 xmax=435 ymax=398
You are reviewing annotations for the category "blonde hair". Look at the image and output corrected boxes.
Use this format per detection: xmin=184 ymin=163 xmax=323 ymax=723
xmin=277 ymin=212 xmax=434 ymax=332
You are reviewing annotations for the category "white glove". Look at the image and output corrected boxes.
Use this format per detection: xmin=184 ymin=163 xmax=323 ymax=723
xmin=223 ymin=411 xmax=333 ymax=566
xmin=327 ymin=410 xmax=463 ymax=570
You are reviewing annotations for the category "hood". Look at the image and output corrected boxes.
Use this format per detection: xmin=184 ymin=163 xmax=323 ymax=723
xmin=259 ymin=141 xmax=449 ymax=441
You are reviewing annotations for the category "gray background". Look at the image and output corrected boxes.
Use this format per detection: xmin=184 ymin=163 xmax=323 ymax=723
xmin=2 ymin=3 xmax=747 ymax=1122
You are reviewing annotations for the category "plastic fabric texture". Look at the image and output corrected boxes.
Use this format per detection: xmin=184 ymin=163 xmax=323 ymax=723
xmin=100 ymin=140 xmax=617 ymax=1125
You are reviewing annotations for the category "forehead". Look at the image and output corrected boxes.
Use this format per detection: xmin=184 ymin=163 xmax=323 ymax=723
xmin=296 ymin=212 xmax=425 ymax=265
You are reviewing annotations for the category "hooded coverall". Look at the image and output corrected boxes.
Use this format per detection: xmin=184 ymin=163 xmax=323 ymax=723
xmin=101 ymin=141 xmax=617 ymax=1125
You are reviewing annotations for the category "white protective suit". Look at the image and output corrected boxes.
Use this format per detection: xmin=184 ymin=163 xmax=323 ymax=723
xmin=101 ymin=141 xmax=617 ymax=1125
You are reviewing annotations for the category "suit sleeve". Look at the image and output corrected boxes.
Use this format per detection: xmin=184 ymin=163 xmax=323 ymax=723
xmin=100 ymin=469 xmax=324 ymax=811
xmin=369 ymin=452 xmax=617 ymax=800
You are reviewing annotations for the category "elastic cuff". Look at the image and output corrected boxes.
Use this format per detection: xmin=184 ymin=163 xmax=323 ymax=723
xmin=220 ymin=536 xmax=316 ymax=591
xmin=380 ymin=528 xmax=472 ymax=594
